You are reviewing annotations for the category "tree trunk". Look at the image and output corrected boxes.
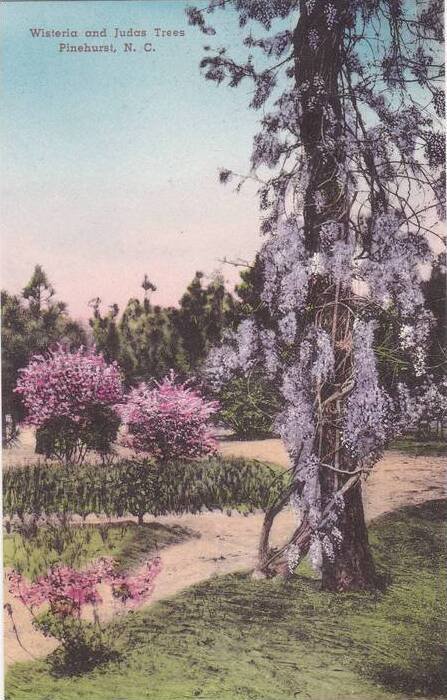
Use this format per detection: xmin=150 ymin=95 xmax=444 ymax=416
xmin=1 ymin=410 xmax=7 ymax=448
xmin=254 ymin=482 xmax=301 ymax=576
xmin=319 ymin=469 xmax=375 ymax=590
xmin=292 ymin=1 xmax=376 ymax=590
xmin=256 ymin=507 xmax=277 ymax=575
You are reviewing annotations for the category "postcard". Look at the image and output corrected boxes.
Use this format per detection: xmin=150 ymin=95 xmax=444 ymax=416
xmin=2 ymin=1 xmax=446 ymax=699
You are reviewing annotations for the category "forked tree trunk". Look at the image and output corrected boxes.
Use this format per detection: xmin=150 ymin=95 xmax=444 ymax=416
xmin=255 ymin=482 xmax=302 ymax=576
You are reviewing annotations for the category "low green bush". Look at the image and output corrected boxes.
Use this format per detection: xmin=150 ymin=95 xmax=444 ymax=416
xmin=3 ymin=457 xmax=288 ymax=521
xmin=217 ymin=374 xmax=280 ymax=438
xmin=34 ymin=611 xmax=118 ymax=676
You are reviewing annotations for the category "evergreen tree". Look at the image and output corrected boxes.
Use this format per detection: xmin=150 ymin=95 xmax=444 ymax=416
xmin=22 ymin=264 xmax=55 ymax=316
xmin=172 ymin=271 xmax=235 ymax=372
xmin=422 ymin=254 xmax=447 ymax=381
xmin=2 ymin=267 xmax=86 ymax=445
xmin=88 ymin=298 xmax=122 ymax=364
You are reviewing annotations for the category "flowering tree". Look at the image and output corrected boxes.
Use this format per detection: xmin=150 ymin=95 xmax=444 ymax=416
xmin=2 ymin=267 xmax=86 ymax=447
xmin=15 ymin=346 xmax=124 ymax=464
xmin=189 ymin=1 xmax=445 ymax=590
xmin=9 ymin=557 xmax=162 ymax=671
xmin=117 ymin=371 xmax=219 ymax=461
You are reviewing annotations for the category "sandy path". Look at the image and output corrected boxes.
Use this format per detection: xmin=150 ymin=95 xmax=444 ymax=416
xmin=4 ymin=438 xmax=446 ymax=667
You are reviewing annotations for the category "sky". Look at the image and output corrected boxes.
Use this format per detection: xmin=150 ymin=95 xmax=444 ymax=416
xmin=1 ymin=0 xmax=272 ymax=319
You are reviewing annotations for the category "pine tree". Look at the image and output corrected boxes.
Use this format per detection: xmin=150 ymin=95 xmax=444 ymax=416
xmin=2 ymin=268 xmax=86 ymax=445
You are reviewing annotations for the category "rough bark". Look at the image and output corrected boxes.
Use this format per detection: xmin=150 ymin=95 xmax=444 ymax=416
xmin=1 ymin=410 xmax=7 ymax=448
xmin=294 ymin=0 xmax=376 ymax=590
xmin=254 ymin=480 xmax=303 ymax=576
xmin=320 ymin=478 xmax=375 ymax=590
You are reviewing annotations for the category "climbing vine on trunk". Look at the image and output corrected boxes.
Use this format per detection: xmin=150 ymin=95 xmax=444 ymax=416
xmin=189 ymin=0 xmax=445 ymax=591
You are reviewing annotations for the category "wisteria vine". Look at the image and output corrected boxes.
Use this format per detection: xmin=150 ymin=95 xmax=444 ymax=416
xmin=189 ymin=0 xmax=445 ymax=585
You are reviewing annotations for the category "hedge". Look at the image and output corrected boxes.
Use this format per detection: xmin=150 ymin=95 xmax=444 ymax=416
xmin=3 ymin=457 xmax=289 ymax=522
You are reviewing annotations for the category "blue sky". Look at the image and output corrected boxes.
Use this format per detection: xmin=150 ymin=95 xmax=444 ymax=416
xmin=1 ymin=0 xmax=274 ymax=317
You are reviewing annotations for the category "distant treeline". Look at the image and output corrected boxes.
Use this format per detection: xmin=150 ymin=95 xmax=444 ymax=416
xmin=2 ymin=260 xmax=276 ymax=443
xmin=2 ymin=255 xmax=445 ymax=445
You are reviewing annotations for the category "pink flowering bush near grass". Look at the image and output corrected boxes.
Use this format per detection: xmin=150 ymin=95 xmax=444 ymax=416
xmin=15 ymin=346 xmax=124 ymax=464
xmin=9 ymin=557 xmax=162 ymax=674
xmin=117 ymin=372 xmax=219 ymax=461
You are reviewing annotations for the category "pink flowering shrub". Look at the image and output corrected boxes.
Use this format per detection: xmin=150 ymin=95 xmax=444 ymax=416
xmin=117 ymin=372 xmax=219 ymax=461
xmin=15 ymin=346 xmax=124 ymax=464
xmin=9 ymin=557 xmax=162 ymax=673
xmin=9 ymin=556 xmax=162 ymax=614
xmin=107 ymin=560 xmax=162 ymax=605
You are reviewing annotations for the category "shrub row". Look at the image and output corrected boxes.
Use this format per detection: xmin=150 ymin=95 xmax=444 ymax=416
xmin=3 ymin=457 xmax=288 ymax=521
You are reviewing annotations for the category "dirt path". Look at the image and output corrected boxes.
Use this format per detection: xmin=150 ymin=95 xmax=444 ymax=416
xmin=4 ymin=440 xmax=446 ymax=667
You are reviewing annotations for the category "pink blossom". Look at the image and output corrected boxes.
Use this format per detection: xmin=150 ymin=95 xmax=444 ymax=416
xmin=15 ymin=345 xmax=124 ymax=428
xmin=110 ymin=557 xmax=162 ymax=607
xmin=116 ymin=371 xmax=219 ymax=460
xmin=8 ymin=565 xmax=102 ymax=615
xmin=9 ymin=556 xmax=162 ymax=616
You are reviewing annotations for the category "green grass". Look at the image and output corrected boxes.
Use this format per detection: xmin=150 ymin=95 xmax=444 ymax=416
xmin=389 ymin=436 xmax=447 ymax=456
xmin=4 ymin=521 xmax=196 ymax=580
xmin=5 ymin=500 xmax=447 ymax=700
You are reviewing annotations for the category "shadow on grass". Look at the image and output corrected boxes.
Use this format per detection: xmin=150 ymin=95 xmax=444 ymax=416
xmin=5 ymin=499 xmax=447 ymax=700
xmin=46 ymin=644 xmax=121 ymax=678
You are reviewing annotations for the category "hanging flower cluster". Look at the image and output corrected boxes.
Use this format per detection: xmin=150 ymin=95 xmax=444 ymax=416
xmin=342 ymin=321 xmax=394 ymax=465
xmin=397 ymin=378 xmax=447 ymax=430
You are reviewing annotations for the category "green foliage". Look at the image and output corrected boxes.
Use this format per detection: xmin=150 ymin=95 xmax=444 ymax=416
xmin=172 ymin=271 xmax=236 ymax=372
xmin=218 ymin=373 xmax=280 ymax=438
xmin=88 ymin=271 xmax=236 ymax=386
xmin=374 ymin=255 xmax=447 ymax=398
xmin=389 ymin=436 xmax=447 ymax=455
xmin=4 ymin=521 xmax=194 ymax=582
xmin=87 ymin=299 xmax=122 ymax=365
xmin=1 ymin=266 xmax=86 ymax=446
xmin=5 ymin=519 xmax=90 ymax=579
xmin=3 ymin=457 xmax=288 ymax=521
xmin=215 ymin=258 xmax=281 ymax=436
xmin=35 ymin=407 xmax=121 ymax=465
xmin=5 ymin=501 xmax=445 ymax=699
xmin=232 ymin=254 xmax=270 ymax=328
xmin=421 ymin=254 xmax=447 ymax=382
xmin=89 ymin=295 xmax=182 ymax=385
xmin=34 ymin=610 xmax=118 ymax=676
xmin=114 ymin=461 xmax=159 ymax=523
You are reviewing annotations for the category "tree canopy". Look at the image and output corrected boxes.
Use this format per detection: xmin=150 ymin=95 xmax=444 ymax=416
xmin=190 ymin=0 xmax=445 ymax=589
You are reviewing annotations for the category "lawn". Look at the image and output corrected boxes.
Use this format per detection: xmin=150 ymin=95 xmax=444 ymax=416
xmin=4 ymin=521 xmax=197 ymax=581
xmin=5 ymin=499 xmax=446 ymax=700
xmin=389 ymin=436 xmax=447 ymax=456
